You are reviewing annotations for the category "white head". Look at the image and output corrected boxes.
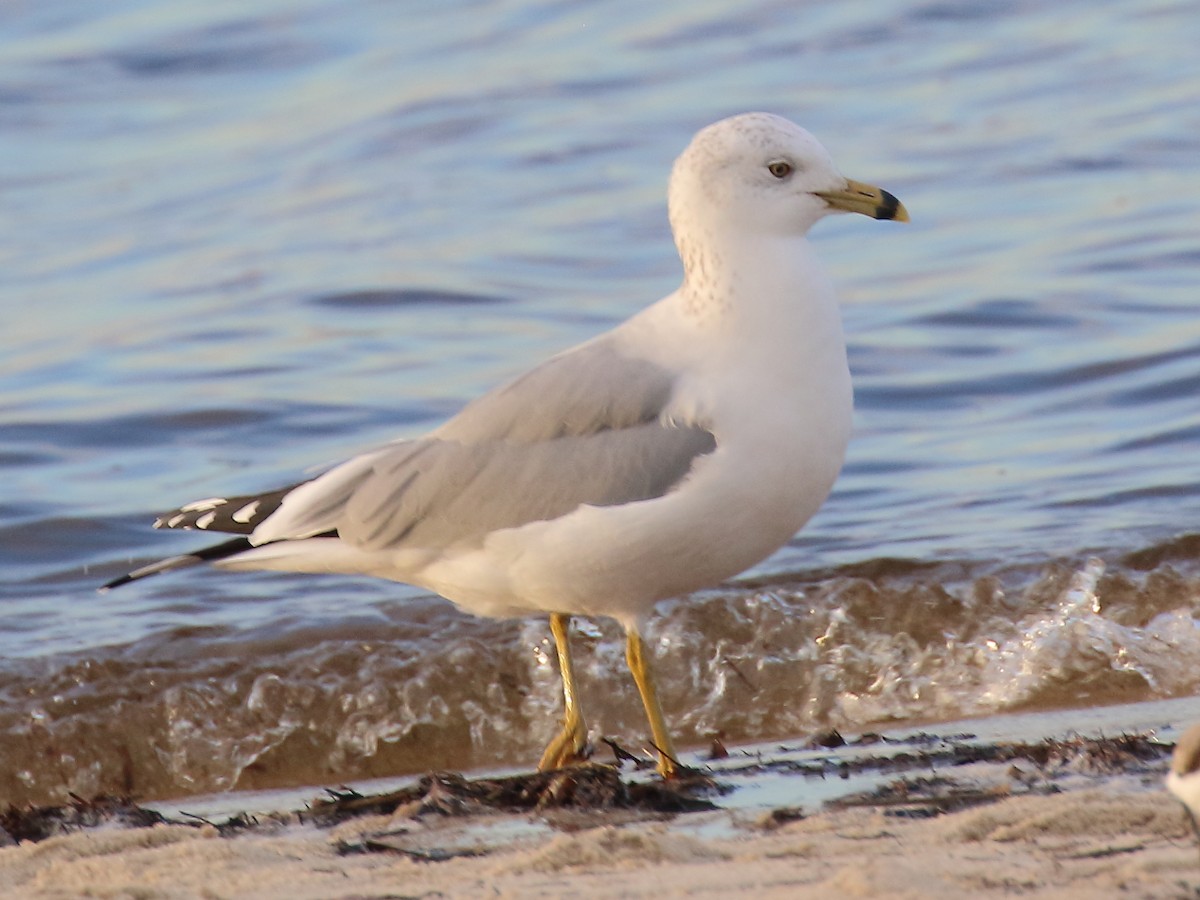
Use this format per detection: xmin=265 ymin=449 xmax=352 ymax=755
xmin=667 ymin=112 xmax=907 ymax=245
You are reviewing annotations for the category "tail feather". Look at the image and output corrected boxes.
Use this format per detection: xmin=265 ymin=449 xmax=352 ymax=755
xmin=100 ymin=536 xmax=254 ymax=592
xmin=103 ymin=475 xmax=336 ymax=591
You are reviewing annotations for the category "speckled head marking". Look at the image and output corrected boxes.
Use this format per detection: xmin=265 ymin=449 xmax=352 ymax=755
xmin=668 ymin=112 xmax=842 ymax=240
xmin=665 ymin=113 xmax=906 ymax=318
xmin=667 ymin=114 xmax=839 ymax=317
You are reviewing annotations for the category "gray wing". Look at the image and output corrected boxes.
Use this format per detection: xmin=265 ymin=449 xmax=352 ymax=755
xmin=161 ymin=336 xmax=715 ymax=551
xmin=433 ymin=339 xmax=678 ymax=442
xmin=333 ymin=336 xmax=716 ymax=549
xmin=341 ymin=423 xmax=715 ymax=550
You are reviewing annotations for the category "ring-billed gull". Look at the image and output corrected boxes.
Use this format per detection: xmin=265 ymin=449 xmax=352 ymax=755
xmin=104 ymin=112 xmax=908 ymax=777
xmin=1167 ymin=722 xmax=1200 ymax=857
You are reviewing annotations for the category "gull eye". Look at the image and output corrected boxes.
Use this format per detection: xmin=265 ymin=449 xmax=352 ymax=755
xmin=767 ymin=160 xmax=793 ymax=179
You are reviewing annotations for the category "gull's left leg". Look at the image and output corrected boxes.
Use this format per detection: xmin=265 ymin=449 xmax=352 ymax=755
xmin=625 ymin=623 xmax=679 ymax=778
xmin=1184 ymin=805 xmax=1200 ymax=864
xmin=537 ymin=613 xmax=589 ymax=771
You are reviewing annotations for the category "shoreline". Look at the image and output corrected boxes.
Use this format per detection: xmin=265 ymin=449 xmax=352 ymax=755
xmin=5 ymin=699 xmax=1200 ymax=898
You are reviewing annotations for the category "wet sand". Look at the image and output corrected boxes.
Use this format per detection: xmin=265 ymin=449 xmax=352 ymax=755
xmin=5 ymin=698 xmax=1200 ymax=898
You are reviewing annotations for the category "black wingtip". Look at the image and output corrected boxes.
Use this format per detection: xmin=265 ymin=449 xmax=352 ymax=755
xmin=99 ymin=573 xmax=136 ymax=592
xmin=98 ymin=537 xmax=255 ymax=593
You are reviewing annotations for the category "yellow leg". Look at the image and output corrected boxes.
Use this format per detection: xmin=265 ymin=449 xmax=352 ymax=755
xmin=625 ymin=625 xmax=679 ymax=778
xmin=537 ymin=613 xmax=589 ymax=771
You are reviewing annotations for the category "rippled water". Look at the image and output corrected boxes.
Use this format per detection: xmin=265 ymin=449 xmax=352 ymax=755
xmin=3 ymin=0 xmax=1200 ymax=805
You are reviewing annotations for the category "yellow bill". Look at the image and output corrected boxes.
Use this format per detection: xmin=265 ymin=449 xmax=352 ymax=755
xmin=816 ymin=178 xmax=909 ymax=221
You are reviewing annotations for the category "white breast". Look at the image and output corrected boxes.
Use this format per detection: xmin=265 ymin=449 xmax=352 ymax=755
xmin=414 ymin=238 xmax=853 ymax=625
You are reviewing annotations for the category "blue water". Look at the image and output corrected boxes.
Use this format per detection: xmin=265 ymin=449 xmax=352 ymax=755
xmin=3 ymin=0 xmax=1200 ymax=804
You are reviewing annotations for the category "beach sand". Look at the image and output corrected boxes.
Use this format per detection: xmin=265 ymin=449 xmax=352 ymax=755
xmin=5 ymin=702 xmax=1200 ymax=899
xmin=1 ymin=779 xmax=1196 ymax=898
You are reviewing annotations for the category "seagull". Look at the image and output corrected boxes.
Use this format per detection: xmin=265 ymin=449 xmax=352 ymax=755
xmin=1167 ymin=722 xmax=1200 ymax=858
xmin=103 ymin=112 xmax=908 ymax=778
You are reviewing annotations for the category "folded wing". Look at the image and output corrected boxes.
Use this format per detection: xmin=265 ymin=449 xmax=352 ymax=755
xmin=109 ymin=336 xmax=714 ymax=587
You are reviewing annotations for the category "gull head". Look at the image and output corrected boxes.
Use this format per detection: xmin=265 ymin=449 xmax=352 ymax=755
xmin=668 ymin=112 xmax=908 ymax=243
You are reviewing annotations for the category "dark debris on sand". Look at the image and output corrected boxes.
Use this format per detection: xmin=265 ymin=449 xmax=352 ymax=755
xmin=813 ymin=732 xmax=1172 ymax=821
xmin=0 ymin=765 xmax=720 ymax=847
xmin=0 ymin=732 xmax=1173 ymax=846
xmin=939 ymin=731 xmax=1171 ymax=775
xmin=727 ymin=730 xmax=1171 ymax=781
xmin=308 ymin=764 xmax=721 ymax=827
xmin=825 ymin=774 xmax=1019 ymax=819
xmin=0 ymin=794 xmax=168 ymax=844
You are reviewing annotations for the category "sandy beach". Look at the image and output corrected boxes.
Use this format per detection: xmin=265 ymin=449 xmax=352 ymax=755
xmin=3 ymin=786 xmax=1196 ymax=899
xmin=6 ymin=700 xmax=1200 ymax=899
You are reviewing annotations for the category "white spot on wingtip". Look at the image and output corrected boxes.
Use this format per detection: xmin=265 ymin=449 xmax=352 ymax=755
xmin=195 ymin=511 xmax=217 ymax=530
xmin=180 ymin=497 xmax=226 ymax=512
xmin=166 ymin=514 xmax=187 ymax=528
xmin=232 ymin=500 xmax=261 ymax=524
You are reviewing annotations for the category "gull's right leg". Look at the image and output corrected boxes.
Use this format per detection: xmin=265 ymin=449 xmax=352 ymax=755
xmin=537 ymin=613 xmax=589 ymax=771
xmin=625 ymin=623 xmax=679 ymax=778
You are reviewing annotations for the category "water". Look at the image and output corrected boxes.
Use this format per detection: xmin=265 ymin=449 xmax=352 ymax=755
xmin=3 ymin=0 xmax=1200 ymax=806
